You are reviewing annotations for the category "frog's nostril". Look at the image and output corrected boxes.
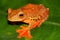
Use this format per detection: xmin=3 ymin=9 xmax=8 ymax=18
xmin=19 ymin=14 xmax=24 ymax=16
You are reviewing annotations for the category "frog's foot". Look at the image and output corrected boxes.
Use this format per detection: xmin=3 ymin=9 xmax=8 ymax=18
xmin=16 ymin=26 xmax=32 ymax=38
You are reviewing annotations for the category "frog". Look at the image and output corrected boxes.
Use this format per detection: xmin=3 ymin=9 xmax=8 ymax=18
xmin=8 ymin=4 xmax=49 ymax=38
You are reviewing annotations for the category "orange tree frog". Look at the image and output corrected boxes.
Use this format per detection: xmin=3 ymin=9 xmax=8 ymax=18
xmin=8 ymin=4 xmax=49 ymax=38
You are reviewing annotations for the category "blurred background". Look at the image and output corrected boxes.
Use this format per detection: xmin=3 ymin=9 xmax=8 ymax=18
xmin=0 ymin=0 xmax=60 ymax=40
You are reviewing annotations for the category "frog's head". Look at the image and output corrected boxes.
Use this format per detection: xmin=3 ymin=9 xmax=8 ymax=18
xmin=8 ymin=8 xmax=26 ymax=22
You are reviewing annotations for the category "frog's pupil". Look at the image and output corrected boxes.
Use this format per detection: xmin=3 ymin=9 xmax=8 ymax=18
xmin=19 ymin=14 xmax=23 ymax=16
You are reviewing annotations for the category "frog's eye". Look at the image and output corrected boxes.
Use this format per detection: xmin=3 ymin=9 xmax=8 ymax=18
xmin=18 ymin=12 xmax=24 ymax=16
xmin=19 ymin=14 xmax=24 ymax=16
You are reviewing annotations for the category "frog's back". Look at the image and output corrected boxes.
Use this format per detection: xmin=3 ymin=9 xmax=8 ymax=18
xmin=20 ymin=4 xmax=40 ymax=17
xmin=20 ymin=4 xmax=47 ymax=18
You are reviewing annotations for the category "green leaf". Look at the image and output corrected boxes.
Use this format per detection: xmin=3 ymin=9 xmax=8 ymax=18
xmin=0 ymin=0 xmax=60 ymax=40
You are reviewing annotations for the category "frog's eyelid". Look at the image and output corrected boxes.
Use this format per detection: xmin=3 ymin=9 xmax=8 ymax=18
xmin=19 ymin=14 xmax=24 ymax=16
xmin=18 ymin=12 xmax=23 ymax=14
xmin=18 ymin=12 xmax=24 ymax=16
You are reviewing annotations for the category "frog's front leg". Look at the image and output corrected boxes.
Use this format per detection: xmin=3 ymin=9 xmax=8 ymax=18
xmin=22 ymin=18 xmax=41 ymax=29
xmin=28 ymin=20 xmax=41 ymax=29
xmin=16 ymin=26 xmax=32 ymax=38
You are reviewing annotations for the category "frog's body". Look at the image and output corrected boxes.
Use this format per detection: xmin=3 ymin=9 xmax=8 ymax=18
xmin=8 ymin=4 xmax=49 ymax=38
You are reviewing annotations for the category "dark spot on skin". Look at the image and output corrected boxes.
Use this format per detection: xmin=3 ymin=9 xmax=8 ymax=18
xmin=31 ymin=19 xmax=37 ymax=21
xmin=35 ymin=19 xmax=37 ymax=21
xmin=33 ymin=19 xmax=35 ymax=20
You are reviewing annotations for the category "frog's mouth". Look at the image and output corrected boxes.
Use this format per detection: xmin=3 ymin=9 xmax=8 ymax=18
xmin=8 ymin=16 xmax=28 ymax=24
xmin=8 ymin=16 xmax=29 ymax=25
xmin=8 ymin=17 xmax=28 ymax=24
